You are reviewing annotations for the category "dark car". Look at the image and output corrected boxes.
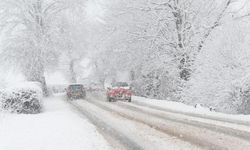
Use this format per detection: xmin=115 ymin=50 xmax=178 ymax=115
xmin=106 ymin=82 xmax=132 ymax=102
xmin=66 ymin=84 xmax=86 ymax=100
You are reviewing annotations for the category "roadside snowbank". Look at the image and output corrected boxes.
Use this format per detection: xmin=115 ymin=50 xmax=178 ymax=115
xmin=0 ymin=82 xmax=42 ymax=114
xmin=0 ymin=94 xmax=111 ymax=150
xmin=132 ymin=96 xmax=250 ymax=123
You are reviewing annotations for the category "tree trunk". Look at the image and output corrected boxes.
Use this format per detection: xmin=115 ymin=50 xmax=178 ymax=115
xmin=130 ymin=70 xmax=135 ymax=81
xmin=40 ymin=76 xmax=49 ymax=97
xmin=23 ymin=58 xmax=49 ymax=97
xmin=172 ymin=4 xmax=191 ymax=81
xmin=26 ymin=0 xmax=49 ymax=97
xmin=69 ymin=59 xmax=77 ymax=83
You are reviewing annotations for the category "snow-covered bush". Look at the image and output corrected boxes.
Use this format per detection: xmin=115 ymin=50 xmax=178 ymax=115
xmin=224 ymin=75 xmax=250 ymax=114
xmin=132 ymin=69 xmax=182 ymax=101
xmin=0 ymin=82 xmax=42 ymax=114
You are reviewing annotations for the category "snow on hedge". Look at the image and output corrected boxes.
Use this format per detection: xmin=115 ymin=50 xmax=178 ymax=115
xmin=0 ymin=82 xmax=42 ymax=114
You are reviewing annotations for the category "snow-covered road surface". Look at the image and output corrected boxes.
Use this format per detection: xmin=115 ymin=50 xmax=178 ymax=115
xmin=0 ymin=94 xmax=112 ymax=150
xmin=71 ymin=93 xmax=250 ymax=150
xmin=71 ymin=98 xmax=201 ymax=150
xmin=116 ymin=101 xmax=250 ymax=139
xmin=131 ymin=96 xmax=250 ymax=126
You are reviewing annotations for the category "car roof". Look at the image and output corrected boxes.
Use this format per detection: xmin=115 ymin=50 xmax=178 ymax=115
xmin=113 ymin=82 xmax=128 ymax=84
xmin=112 ymin=82 xmax=129 ymax=86
xmin=68 ymin=84 xmax=83 ymax=87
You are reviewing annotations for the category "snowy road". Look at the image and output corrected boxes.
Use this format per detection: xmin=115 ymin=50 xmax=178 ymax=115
xmin=2 ymin=93 xmax=250 ymax=150
xmin=70 ymin=98 xmax=201 ymax=150
xmin=69 ymin=93 xmax=250 ymax=150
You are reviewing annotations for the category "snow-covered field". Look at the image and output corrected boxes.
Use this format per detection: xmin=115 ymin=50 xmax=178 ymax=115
xmin=0 ymin=94 xmax=111 ymax=150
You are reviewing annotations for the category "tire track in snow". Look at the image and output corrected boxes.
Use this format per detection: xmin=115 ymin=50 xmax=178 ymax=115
xmin=86 ymin=96 xmax=250 ymax=150
xmin=85 ymin=99 xmax=221 ymax=149
xmin=115 ymin=101 xmax=250 ymax=140
xmin=68 ymin=101 xmax=144 ymax=150
xmin=131 ymin=100 xmax=250 ymax=126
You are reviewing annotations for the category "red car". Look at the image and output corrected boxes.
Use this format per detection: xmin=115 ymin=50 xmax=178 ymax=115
xmin=107 ymin=82 xmax=132 ymax=102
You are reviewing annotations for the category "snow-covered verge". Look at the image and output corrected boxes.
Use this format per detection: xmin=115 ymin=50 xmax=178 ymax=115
xmin=132 ymin=96 xmax=250 ymax=124
xmin=0 ymin=94 xmax=111 ymax=150
xmin=0 ymin=82 xmax=43 ymax=114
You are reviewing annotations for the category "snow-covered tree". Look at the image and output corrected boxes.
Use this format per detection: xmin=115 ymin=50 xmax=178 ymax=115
xmin=89 ymin=0 xmax=240 ymax=100
xmin=0 ymin=0 xmax=69 ymax=95
xmin=183 ymin=21 xmax=250 ymax=113
xmin=57 ymin=10 xmax=87 ymax=83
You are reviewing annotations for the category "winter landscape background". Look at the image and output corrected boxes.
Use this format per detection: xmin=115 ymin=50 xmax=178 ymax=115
xmin=1 ymin=0 xmax=250 ymax=114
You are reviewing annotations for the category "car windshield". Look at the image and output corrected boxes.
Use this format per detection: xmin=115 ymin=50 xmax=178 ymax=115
xmin=112 ymin=82 xmax=128 ymax=87
xmin=69 ymin=85 xmax=83 ymax=90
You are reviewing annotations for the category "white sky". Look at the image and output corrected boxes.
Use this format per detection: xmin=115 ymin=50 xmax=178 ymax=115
xmin=79 ymin=58 xmax=92 ymax=79
xmin=46 ymin=72 xmax=69 ymax=85
xmin=85 ymin=0 xmax=106 ymax=24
